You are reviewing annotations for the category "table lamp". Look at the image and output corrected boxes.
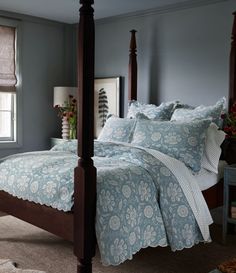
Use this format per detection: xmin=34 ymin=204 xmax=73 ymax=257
xmin=53 ymin=86 xmax=77 ymax=139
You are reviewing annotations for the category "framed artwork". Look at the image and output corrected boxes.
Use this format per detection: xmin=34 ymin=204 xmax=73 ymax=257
xmin=94 ymin=77 xmax=120 ymax=137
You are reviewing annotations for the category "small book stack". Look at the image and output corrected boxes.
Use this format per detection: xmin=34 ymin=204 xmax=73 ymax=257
xmin=231 ymin=201 xmax=236 ymax=219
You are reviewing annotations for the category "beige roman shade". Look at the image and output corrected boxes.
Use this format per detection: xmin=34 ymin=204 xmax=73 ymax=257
xmin=0 ymin=25 xmax=17 ymax=92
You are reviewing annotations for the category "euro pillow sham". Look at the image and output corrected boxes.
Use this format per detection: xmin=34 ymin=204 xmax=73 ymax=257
xmin=127 ymin=100 xmax=177 ymax=120
xmin=97 ymin=116 xmax=136 ymax=143
xmin=131 ymin=119 xmax=211 ymax=172
xmin=171 ymin=97 xmax=226 ymax=127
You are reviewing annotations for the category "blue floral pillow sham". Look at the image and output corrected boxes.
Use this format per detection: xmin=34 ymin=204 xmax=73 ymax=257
xmin=98 ymin=116 xmax=136 ymax=143
xmin=171 ymin=97 xmax=226 ymax=127
xmin=127 ymin=100 xmax=177 ymax=120
xmin=131 ymin=119 xmax=211 ymax=172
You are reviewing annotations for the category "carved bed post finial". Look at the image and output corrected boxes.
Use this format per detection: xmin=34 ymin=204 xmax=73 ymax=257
xmin=74 ymin=0 xmax=96 ymax=273
xmin=229 ymin=11 xmax=236 ymax=110
xmin=128 ymin=30 xmax=137 ymax=101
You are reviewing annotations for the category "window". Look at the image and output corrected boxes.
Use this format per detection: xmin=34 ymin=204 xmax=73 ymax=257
xmin=0 ymin=18 xmax=22 ymax=148
xmin=0 ymin=93 xmax=15 ymax=141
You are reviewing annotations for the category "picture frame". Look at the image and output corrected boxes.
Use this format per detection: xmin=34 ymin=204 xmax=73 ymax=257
xmin=94 ymin=77 xmax=121 ymax=137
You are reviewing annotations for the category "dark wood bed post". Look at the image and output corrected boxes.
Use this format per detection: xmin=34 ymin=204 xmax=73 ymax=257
xmin=229 ymin=11 xmax=236 ymax=109
xmin=74 ymin=0 xmax=96 ymax=273
xmin=128 ymin=30 xmax=138 ymax=101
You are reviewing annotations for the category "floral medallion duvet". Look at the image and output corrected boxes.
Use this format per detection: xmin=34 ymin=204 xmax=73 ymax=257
xmin=0 ymin=140 xmax=212 ymax=265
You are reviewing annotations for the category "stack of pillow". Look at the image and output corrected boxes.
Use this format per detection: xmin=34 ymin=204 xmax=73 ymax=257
xmin=98 ymin=98 xmax=226 ymax=174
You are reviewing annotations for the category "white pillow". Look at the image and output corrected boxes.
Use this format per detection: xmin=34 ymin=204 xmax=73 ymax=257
xmin=201 ymin=123 xmax=226 ymax=174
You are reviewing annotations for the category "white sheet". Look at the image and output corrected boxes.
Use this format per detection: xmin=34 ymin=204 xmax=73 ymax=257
xmin=195 ymin=160 xmax=227 ymax=191
xmin=145 ymin=147 xmax=213 ymax=242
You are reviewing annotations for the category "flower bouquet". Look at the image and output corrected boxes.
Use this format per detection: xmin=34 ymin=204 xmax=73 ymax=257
xmin=221 ymin=102 xmax=236 ymax=139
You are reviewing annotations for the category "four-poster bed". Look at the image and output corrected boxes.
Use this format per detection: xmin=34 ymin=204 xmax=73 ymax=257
xmin=0 ymin=1 xmax=236 ymax=273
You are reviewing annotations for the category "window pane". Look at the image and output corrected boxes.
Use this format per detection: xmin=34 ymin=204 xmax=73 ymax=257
xmin=0 ymin=92 xmax=11 ymax=110
xmin=0 ymin=111 xmax=11 ymax=137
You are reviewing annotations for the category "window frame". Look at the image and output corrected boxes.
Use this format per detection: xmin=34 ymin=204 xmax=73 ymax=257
xmin=0 ymin=17 xmax=22 ymax=149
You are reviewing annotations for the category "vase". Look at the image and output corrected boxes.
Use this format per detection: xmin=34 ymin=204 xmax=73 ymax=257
xmin=62 ymin=117 xmax=69 ymax=139
xmin=69 ymin=125 xmax=76 ymax=139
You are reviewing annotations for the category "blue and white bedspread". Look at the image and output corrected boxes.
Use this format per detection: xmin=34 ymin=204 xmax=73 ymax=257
xmin=0 ymin=141 xmax=212 ymax=265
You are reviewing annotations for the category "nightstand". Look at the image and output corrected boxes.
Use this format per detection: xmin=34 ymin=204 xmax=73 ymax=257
xmin=50 ymin=138 xmax=67 ymax=148
xmin=223 ymin=164 xmax=236 ymax=243
xmin=221 ymin=138 xmax=236 ymax=164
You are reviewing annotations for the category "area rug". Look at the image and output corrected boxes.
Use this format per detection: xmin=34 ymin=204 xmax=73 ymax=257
xmin=209 ymin=258 xmax=236 ymax=273
xmin=217 ymin=258 xmax=236 ymax=273
xmin=1 ymin=215 xmax=236 ymax=273
xmin=0 ymin=259 xmax=46 ymax=273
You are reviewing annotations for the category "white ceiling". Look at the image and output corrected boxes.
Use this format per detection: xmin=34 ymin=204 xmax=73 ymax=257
xmin=0 ymin=0 xmax=197 ymax=24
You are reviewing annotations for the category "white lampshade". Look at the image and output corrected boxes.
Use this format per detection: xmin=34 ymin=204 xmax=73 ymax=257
xmin=53 ymin=86 xmax=77 ymax=107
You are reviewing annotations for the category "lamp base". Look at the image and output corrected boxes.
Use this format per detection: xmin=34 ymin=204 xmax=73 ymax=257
xmin=62 ymin=117 xmax=69 ymax=139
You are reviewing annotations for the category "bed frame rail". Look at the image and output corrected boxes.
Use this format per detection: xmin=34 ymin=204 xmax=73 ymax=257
xmin=0 ymin=190 xmax=73 ymax=241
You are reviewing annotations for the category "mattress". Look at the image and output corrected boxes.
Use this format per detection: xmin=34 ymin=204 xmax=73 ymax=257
xmin=195 ymin=160 xmax=227 ymax=191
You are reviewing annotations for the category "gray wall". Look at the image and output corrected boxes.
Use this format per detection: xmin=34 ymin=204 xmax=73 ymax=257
xmin=95 ymin=0 xmax=235 ymax=114
xmin=0 ymin=13 xmax=75 ymax=158
xmin=1 ymin=0 xmax=235 ymax=157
